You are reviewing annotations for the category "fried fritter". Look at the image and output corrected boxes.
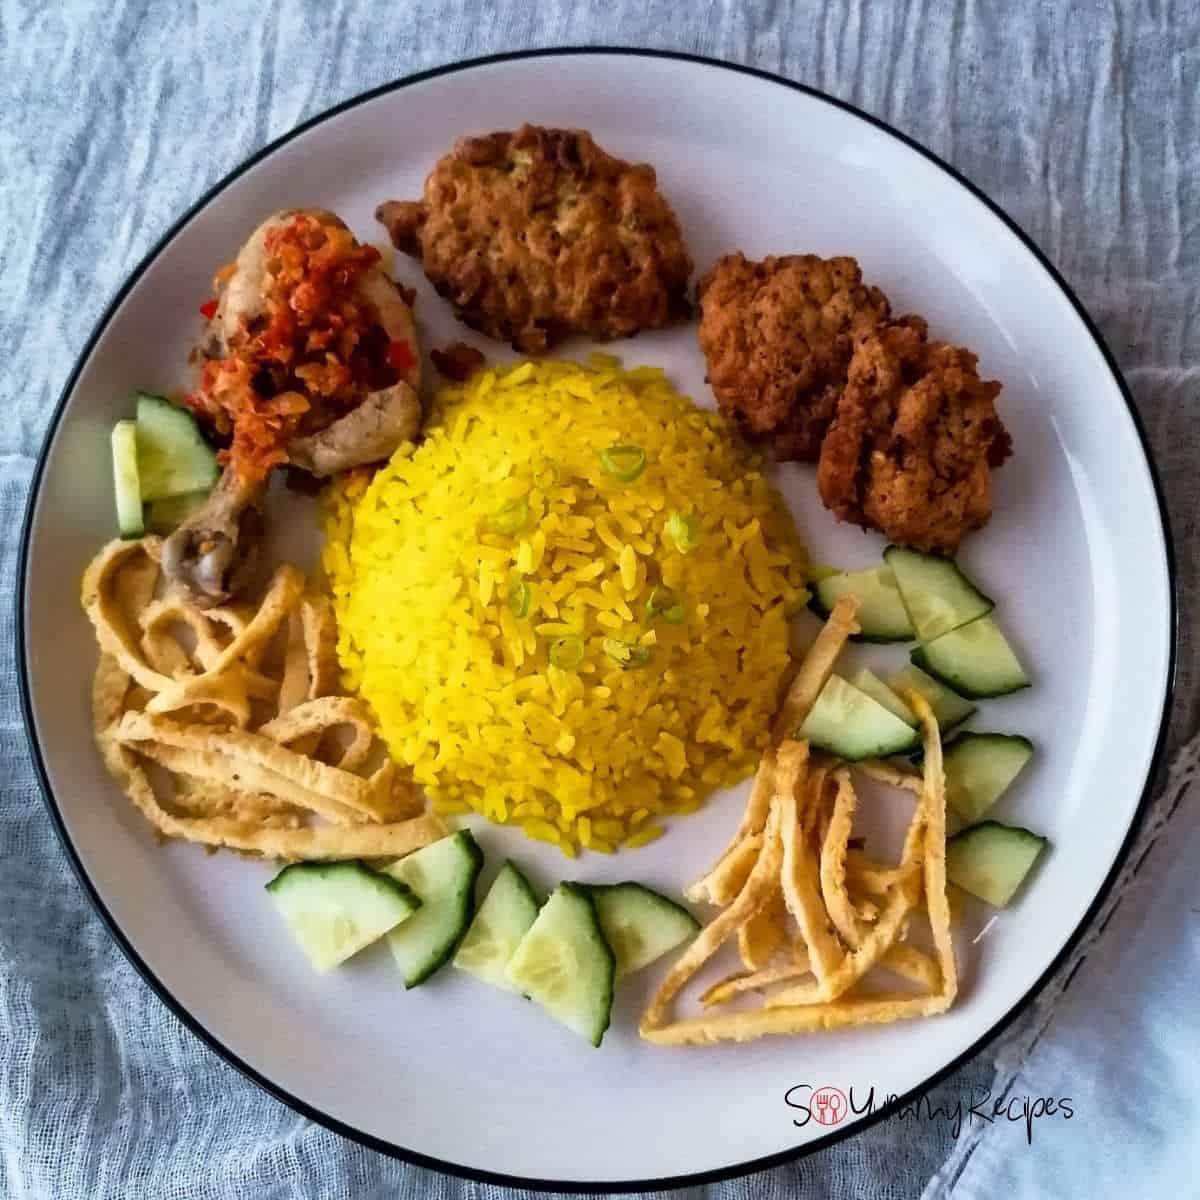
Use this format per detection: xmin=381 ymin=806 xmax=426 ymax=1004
xmin=817 ymin=317 xmax=1011 ymax=554
xmin=376 ymin=125 xmax=692 ymax=352
xmin=696 ymin=253 xmax=891 ymax=461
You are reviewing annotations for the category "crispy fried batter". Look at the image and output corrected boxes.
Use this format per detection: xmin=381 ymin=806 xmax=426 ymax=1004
xmin=696 ymin=253 xmax=891 ymax=461
xmin=377 ymin=125 xmax=692 ymax=352
xmin=817 ymin=317 xmax=1011 ymax=554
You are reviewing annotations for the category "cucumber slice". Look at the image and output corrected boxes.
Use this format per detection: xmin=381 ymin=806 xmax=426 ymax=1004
xmin=944 ymin=733 xmax=1034 ymax=822
xmin=135 ymin=393 xmax=219 ymax=501
xmin=111 ymin=420 xmax=144 ymax=538
xmin=505 ymin=883 xmax=615 ymax=1047
xmin=810 ymin=566 xmax=915 ymax=643
xmin=883 ymin=546 xmax=994 ymax=642
xmin=851 ymin=668 xmax=917 ymax=726
xmin=453 ymin=860 xmax=540 ymax=992
xmin=144 ymin=491 xmax=210 ymax=535
xmin=588 ymin=882 xmax=699 ymax=977
xmin=266 ymin=861 xmax=420 ymax=972
xmin=946 ymin=821 xmax=1047 ymax=907
xmin=385 ymin=830 xmax=484 ymax=987
xmin=888 ymin=664 xmax=977 ymax=733
xmin=796 ymin=675 xmax=921 ymax=760
xmin=912 ymin=616 xmax=1031 ymax=699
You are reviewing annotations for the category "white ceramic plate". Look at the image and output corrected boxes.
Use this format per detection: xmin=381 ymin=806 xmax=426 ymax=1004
xmin=19 ymin=50 xmax=1175 ymax=1190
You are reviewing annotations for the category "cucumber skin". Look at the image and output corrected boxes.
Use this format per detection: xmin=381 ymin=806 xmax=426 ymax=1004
xmin=798 ymin=675 xmax=921 ymax=761
xmin=265 ymin=861 xmax=421 ymax=972
xmin=562 ymin=883 xmax=615 ymax=1047
xmin=587 ymin=882 xmax=700 ymax=976
xmin=883 ymin=545 xmax=994 ymax=641
xmin=808 ymin=594 xmax=912 ymax=645
xmin=941 ymin=733 xmax=1033 ymax=821
xmin=808 ymin=569 xmax=915 ymax=644
xmin=111 ymin=421 xmax=144 ymax=539
xmin=946 ymin=821 xmax=1047 ymax=907
xmin=388 ymin=830 xmax=484 ymax=988
xmin=507 ymin=882 xmax=615 ymax=1047
xmin=452 ymin=860 xmax=541 ymax=991
xmin=910 ymin=627 xmax=1031 ymax=700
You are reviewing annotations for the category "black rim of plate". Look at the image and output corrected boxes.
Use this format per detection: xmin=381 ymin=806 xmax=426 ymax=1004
xmin=16 ymin=46 xmax=1179 ymax=1192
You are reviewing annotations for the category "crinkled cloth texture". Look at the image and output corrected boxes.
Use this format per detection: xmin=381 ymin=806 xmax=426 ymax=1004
xmin=1 ymin=2 xmax=1196 ymax=1198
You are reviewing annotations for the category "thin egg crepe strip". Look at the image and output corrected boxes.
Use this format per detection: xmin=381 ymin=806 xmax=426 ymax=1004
xmin=82 ymin=540 xmax=177 ymax=692
xmin=257 ymin=697 xmax=376 ymax=774
xmin=766 ymin=873 xmax=919 ymax=1006
xmin=778 ymin=743 xmax=844 ymax=982
xmin=130 ymin=740 xmax=365 ymax=827
xmin=641 ymin=796 xmax=785 ymax=1033
xmin=93 ymin=655 xmax=442 ymax=860
xmin=689 ymin=594 xmax=859 ymax=903
xmin=819 ymin=769 xmax=861 ymax=947
xmin=278 ymin=609 xmax=309 ymax=714
xmin=300 ymin=594 xmax=339 ymax=699
xmin=685 ymin=832 xmax=762 ymax=906
xmin=878 ymin=944 xmax=941 ymax=991
xmin=855 ymin=758 xmax=924 ymax=793
xmin=700 ymin=954 xmax=812 ymax=1007
xmin=640 ymin=992 xmax=947 ymax=1046
xmin=205 ymin=565 xmax=304 ymax=675
xmin=114 ymin=711 xmax=392 ymax=822
xmin=737 ymin=886 xmax=788 ymax=971
xmin=906 ymin=689 xmax=957 ymax=1011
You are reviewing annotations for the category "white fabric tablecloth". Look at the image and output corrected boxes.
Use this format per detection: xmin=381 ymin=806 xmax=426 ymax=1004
xmin=1 ymin=3 xmax=1195 ymax=1197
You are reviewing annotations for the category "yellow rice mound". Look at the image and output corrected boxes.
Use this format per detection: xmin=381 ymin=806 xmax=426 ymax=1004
xmin=322 ymin=357 xmax=808 ymax=855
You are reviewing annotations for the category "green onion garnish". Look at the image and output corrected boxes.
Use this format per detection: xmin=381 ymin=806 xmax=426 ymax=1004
xmin=599 ymin=445 xmax=647 ymax=483
xmin=533 ymin=458 xmax=561 ymax=489
xmin=489 ymin=496 xmax=529 ymax=535
xmin=602 ymin=637 xmax=652 ymax=669
xmin=508 ymin=578 xmax=531 ymax=619
xmin=664 ymin=510 xmax=701 ymax=554
xmin=549 ymin=635 xmax=585 ymax=671
xmin=646 ymin=585 xmax=685 ymax=624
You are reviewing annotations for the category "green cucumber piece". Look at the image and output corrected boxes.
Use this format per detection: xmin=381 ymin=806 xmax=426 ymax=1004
xmin=888 ymin=664 xmax=977 ymax=733
xmin=883 ymin=546 xmax=994 ymax=642
xmin=111 ymin=420 xmax=144 ymax=538
xmin=266 ymin=861 xmax=420 ymax=972
xmin=912 ymin=616 xmax=1031 ymax=699
xmin=135 ymin=393 xmax=219 ymax=501
xmin=588 ymin=882 xmax=699 ymax=977
xmin=796 ymin=675 xmax=921 ymax=760
xmin=144 ymin=491 xmax=210 ymax=535
xmin=810 ymin=566 xmax=915 ymax=643
xmin=851 ymin=668 xmax=917 ymax=726
xmin=944 ymin=733 xmax=1034 ymax=822
xmin=453 ymin=860 xmax=540 ymax=992
xmin=505 ymin=883 xmax=615 ymax=1047
xmin=946 ymin=821 xmax=1047 ymax=907
xmin=385 ymin=830 xmax=484 ymax=987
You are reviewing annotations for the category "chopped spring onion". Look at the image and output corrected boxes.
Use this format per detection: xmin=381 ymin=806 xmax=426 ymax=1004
xmin=489 ymin=496 xmax=529 ymax=535
xmin=664 ymin=510 xmax=701 ymax=554
xmin=508 ymin=578 xmax=531 ymax=618
xmin=602 ymin=637 xmax=653 ymax=669
xmin=598 ymin=445 xmax=646 ymax=483
xmin=646 ymin=585 xmax=685 ymax=624
xmin=549 ymin=636 xmax=585 ymax=671
xmin=533 ymin=458 xmax=560 ymax=489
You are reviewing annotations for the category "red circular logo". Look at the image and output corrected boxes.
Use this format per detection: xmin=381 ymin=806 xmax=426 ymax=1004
xmin=812 ymin=1086 xmax=849 ymax=1126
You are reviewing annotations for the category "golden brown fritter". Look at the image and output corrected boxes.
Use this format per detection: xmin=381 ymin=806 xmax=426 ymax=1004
xmin=817 ymin=317 xmax=1011 ymax=554
xmin=376 ymin=125 xmax=692 ymax=352
xmin=696 ymin=253 xmax=891 ymax=461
